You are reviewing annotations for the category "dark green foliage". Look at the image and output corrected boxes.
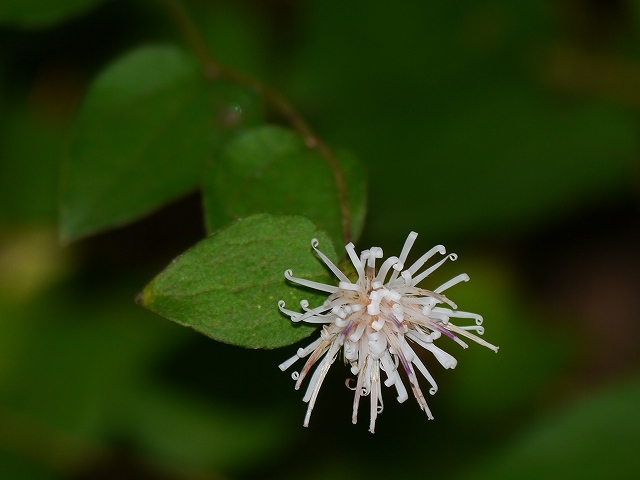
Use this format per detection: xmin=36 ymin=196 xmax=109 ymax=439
xmin=203 ymin=125 xmax=366 ymax=247
xmin=1 ymin=0 xmax=639 ymax=478
xmin=60 ymin=45 xmax=263 ymax=242
xmin=0 ymin=0 xmax=103 ymax=27
xmin=454 ymin=379 xmax=640 ymax=480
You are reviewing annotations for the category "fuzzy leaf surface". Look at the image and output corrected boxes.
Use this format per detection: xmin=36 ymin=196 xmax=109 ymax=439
xmin=141 ymin=214 xmax=337 ymax=349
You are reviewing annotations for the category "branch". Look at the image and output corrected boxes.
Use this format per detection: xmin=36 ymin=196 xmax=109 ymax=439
xmin=165 ymin=0 xmax=353 ymax=244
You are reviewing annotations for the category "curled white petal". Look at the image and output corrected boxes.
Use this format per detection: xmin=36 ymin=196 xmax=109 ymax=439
xmin=374 ymin=256 xmax=400 ymax=283
xmin=311 ymin=238 xmax=350 ymax=283
xmin=389 ymin=231 xmax=418 ymax=283
xmin=432 ymin=307 xmax=483 ymax=325
xmin=434 ymin=273 xmax=469 ymax=294
xmin=411 ymin=253 xmax=458 ymax=287
xmin=405 ymin=245 xmax=446 ymax=276
xmin=345 ymin=243 xmax=365 ymax=282
xmin=285 ymin=269 xmax=340 ymax=294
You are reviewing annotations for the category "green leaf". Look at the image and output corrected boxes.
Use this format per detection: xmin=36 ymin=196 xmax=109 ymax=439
xmin=202 ymin=125 xmax=367 ymax=247
xmin=453 ymin=377 xmax=640 ymax=480
xmin=0 ymin=0 xmax=103 ymax=27
xmin=140 ymin=214 xmax=337 ymax=349
xmin=60 ymin=45 xmax=262 ymax=242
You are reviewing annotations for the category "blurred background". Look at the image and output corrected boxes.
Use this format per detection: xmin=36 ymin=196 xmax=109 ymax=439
xmin=1 ymin=0 xmax=639 ymax=478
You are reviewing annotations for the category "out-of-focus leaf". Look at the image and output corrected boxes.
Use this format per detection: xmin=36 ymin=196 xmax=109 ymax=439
xmin=141 ymin=214 xmax=337 ymax=349
xmin=0 ymin=110 xmax=64 ymax=224
xmin=0 ymin=0 xmax=103 ymax=27
xmin=287 ymin=0 xmax=638 ymax=241
xmin=336 ymin=80 xmax=638 ymax=242
xmin=0 ymin=278 xmax=293 ymax=473
xmin=453 ymin=377 xmax=640 ymax=480
xmin=60 ymin=45 xmax=262 ymax=242
xmin=186 ymin=1 xmax=266 ymax=78
xmin=0 ymin=287 xmax=185 ymax=436
xmin=203 ymin=125 xmax=366 ymax=247
xmin=0 ymin=451 xmax=58 ymax=480
xmin=0 ymin=303 xmax=28 ymax=390
xmin=438 ymin=257 xmax=571 ymax=416
xmin=287 ymin=0 xmax=549 ymax=122
xmin=123 ymin=386 xmax=289 ymax=471
xmin=401 ymin=86 xmax=636 ymax=235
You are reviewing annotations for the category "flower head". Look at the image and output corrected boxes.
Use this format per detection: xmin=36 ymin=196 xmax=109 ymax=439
xmin=279 ymin=232 xmax=498 ymax=433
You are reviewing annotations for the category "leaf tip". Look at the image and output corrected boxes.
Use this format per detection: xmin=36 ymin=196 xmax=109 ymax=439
xmin=57 ymin=209 xmax=88 ymax=245
xmin=134 ymin=291 xmax=144 ymax=306
xmin=136 ymin=284 xmax=155 ymax=309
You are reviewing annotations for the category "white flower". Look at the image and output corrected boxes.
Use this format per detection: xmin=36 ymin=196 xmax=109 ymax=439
xmin=279 ymin=232 xmax=499 ymax=433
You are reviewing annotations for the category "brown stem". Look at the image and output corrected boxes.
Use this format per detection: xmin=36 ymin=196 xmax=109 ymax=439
xmin=165 ymin=0 xmax=352 ymax=244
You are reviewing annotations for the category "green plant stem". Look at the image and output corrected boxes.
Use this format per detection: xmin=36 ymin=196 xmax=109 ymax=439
xmin=165 ymin=0 xmax=353 ymax=245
